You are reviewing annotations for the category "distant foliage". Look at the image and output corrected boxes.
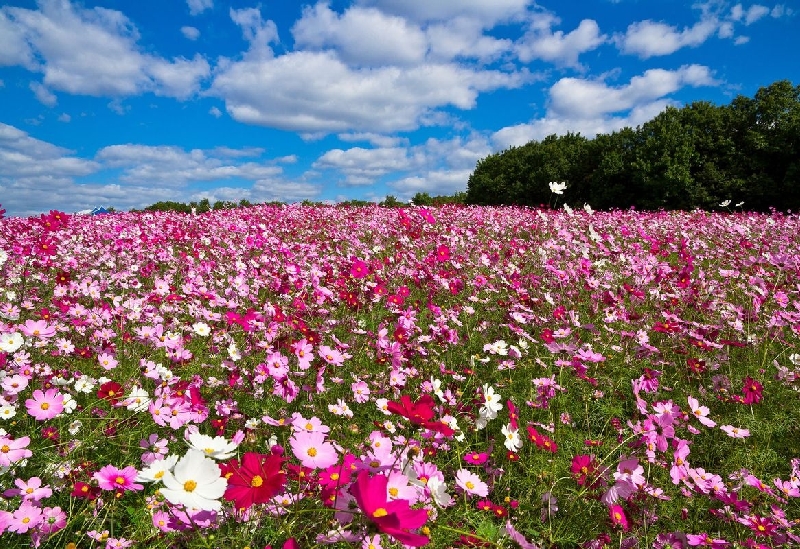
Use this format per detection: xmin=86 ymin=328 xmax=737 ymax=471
xmin=466 ymin=80 xmax=800 ymax=211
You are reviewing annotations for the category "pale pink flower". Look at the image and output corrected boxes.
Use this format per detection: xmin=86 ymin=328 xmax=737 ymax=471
xmin=4 ymin=476 xmax=52 ymax=501
xmin=687 ymin=396 xmax=716 ymax=427
xmin=455 ymin=469 xmax=489 ymax=497
xmin=720 ymin=425 xmax=750 ymax=438
xmin=289 ymin=431 xmax=338 ymax=469
xmin=25 ymin=388 xmax=64 ymax=420
xmin=0 ymin=435 xmax=33 ymax=466
xmin=19 ymin=319 xmax=56 ymax=339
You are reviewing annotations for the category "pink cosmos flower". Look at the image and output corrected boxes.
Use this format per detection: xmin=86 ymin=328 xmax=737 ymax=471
xmin=609 ymin=504 xmax=629 ymax=531
xmin=349 ymin=470 xmax=429 ymax=547
xmin=97 ymin=352 xmax=119 ymax=370
xmin=318 ymin=345 xmax=345 ymax=366
xmin=464 ymin=452 xmax=489 ymax=465
xmin=289 ymin=431 xmax=338 ymax=469
xmin=7 ymin=500 xmax=43 ymax=533
xmin=0 ymin=436 xmax=33 ymax=466
xmin=93 ymin=465 xmax=144 ymax=492
xmin=19 ymin=319 xmax=56 ymax=339
xmin=455 ymin=469 xmax=489 ymax=497
xmin=686 ymin=533 xmax=729 ymax=547
xmin=4 ymin=476 xmax=52 ymax=501
xmin=687 ymin=396 xmax=716 ymax=427
xmin=38 ymin=505 xmax=67 ymax=535
xmin=25 ymin=388 xmax=65 ymax=421
xmin=720 ymin=425 xmax=750 ymax=438
xmin=351 ymin=380 xmax=370 ymax=403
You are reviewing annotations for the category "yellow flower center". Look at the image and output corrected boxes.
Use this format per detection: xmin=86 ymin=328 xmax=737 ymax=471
xmin=330 ymin=473 xmax=339 ymax=481
xmin=373 ymin=508 xmax=388 ymax=518
xmin=307 ymin=447 xmax=318 ymax=457
xmin=305 ymin=422 xmax=313 ymax=430
xmin=466 ymin=481 xmax=475 ymax=490
xmin=155 ymin=471 xmax=164 ymax=479
xmin=22 ymin=517 xmax=31 ymax=524
xmin=115 ymin=476 xmax=126 ymax=485
xmin=25 ymin=487 xmax=34 ymax=494
xmin=251 ymin=475 xmax=264 ymax=488
xmin=1 ymin=445 xmax=9 ymax=453
xmin=41 ymin=403 xmax=50 ymax=410
xmin=389 ymin=487 xmax=399 ymax=497
xmin=183 ymin=480 xmax=198 ymax=492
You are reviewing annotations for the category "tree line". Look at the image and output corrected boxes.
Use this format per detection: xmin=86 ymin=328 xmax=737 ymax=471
xmin=466 ymin=80 xmax=800 ymax=211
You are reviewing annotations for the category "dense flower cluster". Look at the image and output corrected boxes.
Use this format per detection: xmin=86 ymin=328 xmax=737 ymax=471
xmin=0 ymin=203 xmax=798 ymax=548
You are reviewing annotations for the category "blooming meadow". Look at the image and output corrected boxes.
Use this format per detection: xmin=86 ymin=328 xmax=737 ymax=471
xmin=0 ymin=203 xmax=799 ymax=548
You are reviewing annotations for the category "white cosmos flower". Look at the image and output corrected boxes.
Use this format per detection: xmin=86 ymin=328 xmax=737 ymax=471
xmin=719 ymin=200 xmax=731 ymax=207
xmin=0 ymin=333 xmax=24 ymax=353
xmin=159 ymin=450 xmax=227 ymax=511
xmin=549 ymin=181 xmax=567 ymax=195
xmin=192 ymin=322 xmax=210 ymax=337
xmin=427 ymin=476 xmax=453 ymax=508
xmin=137 ymin=454 xmax=179 ymax=483
xmin=187 ymin=432 xmax=238 ymax=460
xmin=124 ymin=386 xmax=151 ymax=413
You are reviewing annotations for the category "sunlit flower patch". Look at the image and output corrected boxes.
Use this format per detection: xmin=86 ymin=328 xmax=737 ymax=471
xmin=0 ymin=203 xmax=798 ymax=548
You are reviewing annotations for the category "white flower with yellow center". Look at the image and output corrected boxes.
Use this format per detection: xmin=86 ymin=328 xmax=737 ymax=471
xmin=187 ymin=432 xmax=238 ymax=460
xmin=159 ymin=450 xmax=226 ymax=511
xmin=137 ymin=454 xmax=179 ymax=483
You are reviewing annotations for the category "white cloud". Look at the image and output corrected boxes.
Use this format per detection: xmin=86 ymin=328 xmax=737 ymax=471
xmin=181 ymin=26 xmax=200 ymax=40
xmin=547 ymin=65 xmax=717 ymax=118
xmin=315 ymin=147 xmax=418 ymax=184
xmin=95 ymin=144 xmax=284 ymax=187
xmin=30 ymin=81 xmax=57 ymax=106
xmin=426 ymin=17 xmax=513 ymax=61
xmin=491 ymin=65 xmax=718 ymax=149
xmin=492 ymin=99 xmax=674 ymax=149
xmin=210 ymin=50 xmax=526 ymax=134
xmin=338 ymin=133 xmax=410 ymax=148
xmin=1 ymin=0 xmax=209 ymax=99
xmin=0 ymin=122 xmax=98 ymax=178
xmin=0 ymin=9 xmax=35 ymax=67
xmin=516 ymin=14 xmax=607 ymax=67
xmin=58 ymin=113 xmax=71 ymax=122
xmin=187 ymin=0 xmax=213 ymax=16
xmin=617 ymin=17 xmax=719 ymax=58
xmin=355 ymin=0 xmax=531 ymax=24
xmin=734 ymin=35 xmax=751 ymax=45
xmin=388 ymin=169 xmax=472 ymax=198
xmin=292 ymin=3 xmax=427 ymax=66
xmin=229 ymin=7 xmax=280 ymax=59
xmin=744 ymin=5 xmax=770 ymax=24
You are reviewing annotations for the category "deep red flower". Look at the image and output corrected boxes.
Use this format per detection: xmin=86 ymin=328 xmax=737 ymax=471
xmin=223 ymin=452 xmax=286 ymax=509
xmin=349 ymin=470 xmax=429 ymax=547
xmin=386 ymin=394 xmax=454 ymax=436
xmin=97 ymin=381 xmax=124 ymax=404
xmin=741 ymin=376 xmax=763 ymax=405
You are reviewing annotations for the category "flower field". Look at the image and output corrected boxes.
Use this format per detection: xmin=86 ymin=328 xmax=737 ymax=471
xmin=0 ymin=203 xmax=799 ymax=548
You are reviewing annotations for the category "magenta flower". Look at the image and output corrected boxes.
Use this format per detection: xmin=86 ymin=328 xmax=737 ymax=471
xmin=25 ymin=388 xmax=64 ymax=421
xmin=93 ymin=465 xmax=144 ymax=492
xmin=349 ymin=470 xmax=429 ymax=547
xmin=0 ymin=436 xmax=33 ymax=466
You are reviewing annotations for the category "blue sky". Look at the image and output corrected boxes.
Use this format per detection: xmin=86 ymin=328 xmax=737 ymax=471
xmin=0 ymin=0 xmax=797 ymax=216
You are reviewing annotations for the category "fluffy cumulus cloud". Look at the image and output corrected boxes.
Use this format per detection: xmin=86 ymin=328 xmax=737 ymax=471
xmin=0 ymin=0 xmax=209 ymax=98
xmin=516 ymin=11 xmax=607 ymax=67
xmin=292 ymin=3 xmax=427 ymax=66
xmin=616 ymin=17 xmax=719 ymax=58
xmin=314 ymin=147 xmax=420 ymax=185
xmin=491 ymin=65 xmax=718 ymax=148
xmin=210 ymin=49 xmax=526 ymax=133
